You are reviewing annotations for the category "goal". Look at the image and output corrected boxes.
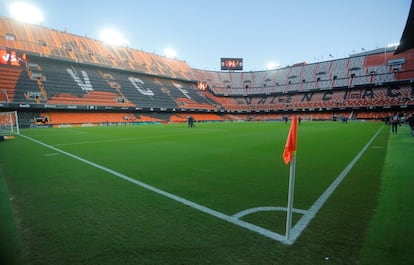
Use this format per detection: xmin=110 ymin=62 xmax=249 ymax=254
xmin=0 ymin=111 xmax=20 ymax=135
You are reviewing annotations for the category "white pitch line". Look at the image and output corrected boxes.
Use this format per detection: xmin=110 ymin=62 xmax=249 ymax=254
xmin=52 ymin=132 xmax=198 ymax=147
xmin=19 ymin=134 xmax=288 ymax=244
xmin=233 ymin=206 xmax=308 ymax=219
xmin=287 ymin=125 xmax=384 ymax=244
xmin=19 ymin=125 xmax=383 ymax=245
xmin=44 ymin=152 xmax=60 ymax=156
xmin=52 ymin=137 xmax=137 ymax=147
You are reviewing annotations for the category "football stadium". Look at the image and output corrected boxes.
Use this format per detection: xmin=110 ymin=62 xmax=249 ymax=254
xmin=1 ymin=1 xmax=414 ymax=264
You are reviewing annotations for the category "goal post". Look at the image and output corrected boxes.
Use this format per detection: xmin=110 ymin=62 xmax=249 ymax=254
xmin=0 ymin=111 xmax=20 ymax=135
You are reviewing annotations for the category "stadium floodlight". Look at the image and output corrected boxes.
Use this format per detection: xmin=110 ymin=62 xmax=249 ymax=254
xmin=99 ymin=28 xmax=129 ymax=46
xmin=164 ymin=48 xmax=177 ymax=58
xmin=387 ymin=42 xmax=400 ymax=48
xmin=267 ymin=62 xmax=280 ymax=70
xmin=9 ymin=2 xmax=44 ymax=24
xmin=0 ymin=111 xmax=20 ymax=135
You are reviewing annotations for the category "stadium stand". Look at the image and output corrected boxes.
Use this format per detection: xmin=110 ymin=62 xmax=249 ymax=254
xmin=0 ymin=65 xmax=21 ymax=102
xmin=0 ymin=16 xmax=413 ymax=127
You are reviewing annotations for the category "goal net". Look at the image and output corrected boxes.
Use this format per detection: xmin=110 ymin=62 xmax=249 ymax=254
xmin=0 ymin=111 xmax=20 ymax=135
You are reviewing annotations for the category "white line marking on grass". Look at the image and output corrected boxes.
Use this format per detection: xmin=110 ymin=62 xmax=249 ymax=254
xmin=19 ymin=134 xmax=288 ymax=243
xmin=52 ymin=132 xmax=195 ymax=147
xmin=287 ymin=125 xmax=384 ymax=244
xmin=44 ymin=153 xmax=60 ymax=156
xmin=53 ymin=137 xmax=137 ymax=147
xmin=19 ymin=125 xmax=383 ymax=245
xmin=233 ymin=206 xmax=308 ymax=219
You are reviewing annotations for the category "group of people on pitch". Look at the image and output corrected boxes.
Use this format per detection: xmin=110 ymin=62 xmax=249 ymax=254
xmin=187 ymin=115 xmax=196 ymax=128
xmin=389 ymin=112 xmax=414 ymax=136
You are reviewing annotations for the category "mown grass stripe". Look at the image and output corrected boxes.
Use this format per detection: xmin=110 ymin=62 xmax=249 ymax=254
xmin=360 ymin=127 xmax=414 ymax=264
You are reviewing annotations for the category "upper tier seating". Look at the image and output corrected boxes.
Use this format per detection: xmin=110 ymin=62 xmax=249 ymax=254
xmin=0 ymin=17 xmax=194 ymax=81
xmin=3 ymin=56 xmax=217 ymax=110
xmin=193 ymin=51 xmax=414 ymax=96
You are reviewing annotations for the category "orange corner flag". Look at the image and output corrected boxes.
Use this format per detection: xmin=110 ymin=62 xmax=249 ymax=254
xmin=283 ymin=116 xmax=298 ymax=165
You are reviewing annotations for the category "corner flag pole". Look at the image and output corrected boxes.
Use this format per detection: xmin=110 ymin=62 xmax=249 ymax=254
xmin=282 ymin=116 xmax=298 ymax=241
xmin=285 ymin=152 xmax=296 ymax=241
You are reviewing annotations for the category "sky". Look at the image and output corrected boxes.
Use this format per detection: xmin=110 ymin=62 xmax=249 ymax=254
xmin=0 ymin=0 xmax=411 ymax=71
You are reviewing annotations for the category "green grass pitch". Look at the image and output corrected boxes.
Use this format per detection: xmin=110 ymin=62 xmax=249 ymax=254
xmin=1 ymin=121 xmax=413 ymax=264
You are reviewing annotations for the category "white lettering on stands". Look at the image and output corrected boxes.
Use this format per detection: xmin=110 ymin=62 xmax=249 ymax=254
xmin=128 ymin=77 xmax=154 ymax=96
xmin=173 ymin=83 xmax=191 ymax=99
xmin=66 ymin=68 xmax=93 ymax=91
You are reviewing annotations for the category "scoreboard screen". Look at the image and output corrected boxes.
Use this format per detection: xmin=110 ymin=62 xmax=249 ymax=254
xmin=220 ymin=58 xmax=243 ymax=71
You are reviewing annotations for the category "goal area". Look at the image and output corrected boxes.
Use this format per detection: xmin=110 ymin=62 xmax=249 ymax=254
xmin=0 ymin=111 xmax=20 ymax=135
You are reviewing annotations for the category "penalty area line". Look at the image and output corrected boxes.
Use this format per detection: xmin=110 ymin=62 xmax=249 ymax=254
xmin=19 ymin=134 xmax=289 ymax=244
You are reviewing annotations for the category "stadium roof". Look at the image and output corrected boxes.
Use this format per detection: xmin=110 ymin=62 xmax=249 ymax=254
xmin=395 ymin=0 xmax=414 ymax=54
